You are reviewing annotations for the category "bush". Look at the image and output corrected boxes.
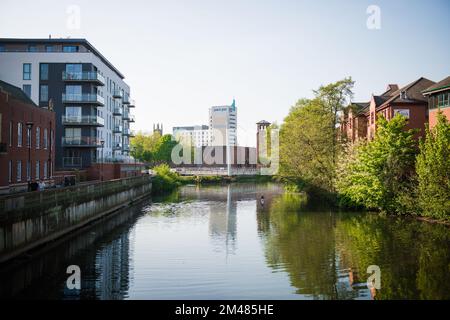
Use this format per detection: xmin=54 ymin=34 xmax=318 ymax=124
xmin=416 ymin=112 xmax=450 ymax=220
xmin=335 ymin=114 xmax=417 ymax=213
xmin=151 ymin=164 xmax=181 ymax=194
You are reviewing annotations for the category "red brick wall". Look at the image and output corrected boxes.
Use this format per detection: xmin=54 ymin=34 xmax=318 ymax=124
xmin=0 ymin=90 xmax=55 ymax=190
xmin=87 ymin=163 xmax=144 ymax=181
xmin=429 ymin=108 xmax=450 ymax=129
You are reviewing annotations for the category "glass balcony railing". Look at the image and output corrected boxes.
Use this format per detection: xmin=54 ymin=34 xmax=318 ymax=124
xmin=122 ymin=128 xmax=135 ymax=136
xmin=122 ymin=95 xmax=130 ymax=104
xmin=62 ymin=136 xmax=102 ymax=147
xmin=62 ymin=93 xmax=105 ymax=106
xmin=128 ymin=114 xmax=135 ymax=122
xmin=113 ymin=125 xmax=123 ymax=133
xmin=122 ymin=112 xmax=130 ymax=120
xmin=62 ymin=115 xmax=105 ymax=126
xmin=113 ymin=107 xmax=123 ymax=116
xmin=112 ymin=89 xmax=123 ymax=99
xmin=128 ymin=99 xmax=135 ymax=108
xmin=122 ymin=144 xmax=130 ymax=152
xmin=112 ymin=143 xmax=123 ymax=151
xmin=62 ymin=71 xmax=105 ymax=85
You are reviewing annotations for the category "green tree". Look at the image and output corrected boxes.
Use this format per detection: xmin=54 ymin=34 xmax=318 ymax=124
xmin=130 ymin=132 xmax=177 ymax=166
xmin=416 ymin=112 xmax=450 ymax=219
xmin=335 ymin=114 xmax=417 ymax=213
xmin=280 ymin=98 xmax=335 ymax=192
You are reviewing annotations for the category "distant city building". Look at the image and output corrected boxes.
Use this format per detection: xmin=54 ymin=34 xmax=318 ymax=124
xmin=0 ymin=80 xmax=55 ymax=194
xmin=153 ymin=123 xmax=163 ymax=135
xmin=172 ymin=125 xmax=210 ymax=147
xmin=422 ymin=76 xmax=450 ymax=128
xmin=209 ymin=99 xmax=237 ymax=146
xmin=0 ymin=38 xmax=136 ymax=170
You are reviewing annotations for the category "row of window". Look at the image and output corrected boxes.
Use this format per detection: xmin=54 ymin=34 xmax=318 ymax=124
xmin=8 ymin=160 xmax=50 ymax=183
xmin=0 ymin=45 xmax=79 ymax=53
xmin=429 ymin=92 xmax=450 ymax=109
xmin=8 ymin=121 xmax=51 ymax=149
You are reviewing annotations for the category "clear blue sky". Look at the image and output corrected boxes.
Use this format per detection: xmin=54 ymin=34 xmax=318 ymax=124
xmin=1 ymin=0 xmax=449 ymax=146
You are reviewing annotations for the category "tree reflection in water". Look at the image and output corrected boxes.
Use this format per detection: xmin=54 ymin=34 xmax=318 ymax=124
xmin=257 ymin=191 xmax=450 ymax=300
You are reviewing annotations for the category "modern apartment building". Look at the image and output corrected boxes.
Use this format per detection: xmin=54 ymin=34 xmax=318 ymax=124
xmin=209 ymin=99 xmax=237 ymax=146
xmin=0 ymin=38 xmax=135 ymax=170
xmin=422 ymin=76 xmax=450 ymax=128
xmin=172 ymin=125 xmax=210 ymax=147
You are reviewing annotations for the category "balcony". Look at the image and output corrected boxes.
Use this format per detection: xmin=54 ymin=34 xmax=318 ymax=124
xmin=63 ymin=157 xmax=82 ymax=168
xmin=62 ymin=93 xmax=104 ymax=106
xmin=112 ymin=89 xmax=123 ymax=99
xmin=122 ymin=144 xmax=130 ymax=152
xmin=62 ymin=136 xmax=102 ymax=147
xmin=62 ymin=115 xmax=105 ymax=126
xmin=122 ymin=128 xmax=135 ymax=137
xmin=113 ymin=125 xmax=123 ymax=133
xmin=112 ymin=143 xmax=123 ymax=151
xmin=128 ymin=114 xmax=135 ymax=122
xmin=62 ymin=71 xmax=105 ymax=86
xmin=122 ymin=111 xmax=130 ymax=120
xmin=113 ymin=107 xmax=123 ymax=116
xmin=122 ymin=95 xmax=130 ymax=105
xmin=128 ymin=99 xmax=135 ymax=108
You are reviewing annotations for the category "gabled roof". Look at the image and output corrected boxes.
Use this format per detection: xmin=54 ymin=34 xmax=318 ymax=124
xmin=422 ymin=76 xmax=450 ymax=95
xmin=381 ymin=84 xmax=399 ymax=97
xmin=378 ymin=77 xmax=435 ymax=110
xmin=0 ymin=79 xmax=37 ymax=106
xmin=350 ymin=102 xmax=369 ymax=115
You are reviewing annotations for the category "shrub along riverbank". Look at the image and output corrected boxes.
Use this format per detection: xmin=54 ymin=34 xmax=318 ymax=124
xmin=278 ymin=78 xmax=450 ymax=222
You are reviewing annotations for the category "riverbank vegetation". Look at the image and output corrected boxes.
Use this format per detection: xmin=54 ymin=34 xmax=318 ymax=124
xmin=279 ymin=78 xmax=450 ymax=221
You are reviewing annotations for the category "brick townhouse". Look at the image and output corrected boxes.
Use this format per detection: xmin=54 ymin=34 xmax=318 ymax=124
xmin=0 ymin=80 xmax=55 ymax=194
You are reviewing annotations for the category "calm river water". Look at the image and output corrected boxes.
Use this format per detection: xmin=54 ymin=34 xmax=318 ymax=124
xmin=1 ymin=183 xmax=449 ymax=300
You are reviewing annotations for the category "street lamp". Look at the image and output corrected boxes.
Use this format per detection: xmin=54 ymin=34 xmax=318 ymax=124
xmin=26 ymin=122 xmax=34 ymax=191
xmin=100 ymin=140 xmax=105 ymax=181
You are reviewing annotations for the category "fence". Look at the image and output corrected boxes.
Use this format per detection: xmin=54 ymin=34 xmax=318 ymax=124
xmin=0 ymin=175 xmax=152 ymax=215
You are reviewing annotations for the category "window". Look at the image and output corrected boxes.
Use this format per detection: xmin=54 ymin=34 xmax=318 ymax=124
xmin=44 ymin=128 xmax=48 ymax=149
xmin=65 ymin=106 xmax=82 ymax=122
xmin=8 ymin=161 xmax=12 ymax=183
xmin=36 ymin=127 xmax=40 ymax=149
xmin=65 ymin=85 xmax=82 ymax=98
xmin=438 ymin=93 xmax=450 ymax=108
xmin=23 ymin=84 xmax=31 ymax=98
xmin=45 ymin=45 xmax=54 ymax=52
xmin=36 ymin=160 xmax=40 ymax=180
xmin=40 ymin=85 xmax=48 ymax=102
xmin=23 ymin=63 xmax=31 ymax=80
xmin=9 ymin=121 xmax=13 ymax=146
xmin=66 ymin=64 xmax=82 ymax=74
xmin=26 ymin=160 xmax=30 ymax=181
xmin=28 ymin=45 xmax=38 ymax=52
xmin=17 ymin=122 xmax=23 ymax=147
xmin=26 ymin=126 xmax=32 ymax=148
xmin=44 ymin=161 xmax=48 ymax=179
xmin=17 ymin=161 xmax=22 ymax=182
xmin=63 ymin=45 xmax=78 ymax=52
xmin=40 ymin=64 xmax=49 ymax=80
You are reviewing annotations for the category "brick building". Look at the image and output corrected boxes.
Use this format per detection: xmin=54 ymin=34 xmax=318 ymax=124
xmin=0 ymin=80 xmax=55 ymax=194
xmin=422 ymin=76 xmax=450 ymax=128
xmin=340 ymin=102 xmax=369 ymax=142
xmin=366 ymin=78 xmax=435 ymax=140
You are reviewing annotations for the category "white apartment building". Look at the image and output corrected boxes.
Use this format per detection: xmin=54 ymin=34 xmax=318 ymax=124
xmin=209 ymin=99 xmax=237 ymax=146
xmin=0 ymin=38 xmax=135 ymax=169
xmin=173 ymin=125 xmax=210 ymax=147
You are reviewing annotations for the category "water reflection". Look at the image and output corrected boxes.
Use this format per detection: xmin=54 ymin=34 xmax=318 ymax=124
xmin=0 ymin=183 xmax=449 ymax=300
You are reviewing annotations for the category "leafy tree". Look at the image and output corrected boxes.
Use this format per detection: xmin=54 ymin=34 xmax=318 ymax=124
xmin=335 ymin=114 xmax=417 ymax=213
xmin=130 ymin=132 xmax=177 ymax=166
xmin=416 ymin=112 xmax=450 ymax=219
xmin=279 ymin=98 xmax=335 ymax=192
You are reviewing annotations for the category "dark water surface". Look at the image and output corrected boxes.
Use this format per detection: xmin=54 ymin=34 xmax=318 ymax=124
xmin=1 ymin=183 xmax=449 ymax=300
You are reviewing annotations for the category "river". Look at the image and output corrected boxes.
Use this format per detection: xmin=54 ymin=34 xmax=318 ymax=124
xmin=0 ymin=183 xmax=449 ymax=300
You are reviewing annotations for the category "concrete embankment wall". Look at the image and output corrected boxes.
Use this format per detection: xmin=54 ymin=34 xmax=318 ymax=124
xmin=0 ymin=176 xmax=152 ymax=264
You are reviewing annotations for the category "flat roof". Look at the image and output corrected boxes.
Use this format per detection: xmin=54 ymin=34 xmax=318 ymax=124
xmin=0 ymin=38 xmax=125 ymax=79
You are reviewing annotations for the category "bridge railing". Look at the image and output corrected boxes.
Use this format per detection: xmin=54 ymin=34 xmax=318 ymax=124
xmin=0 ymin=175 xmax=152 ymax=215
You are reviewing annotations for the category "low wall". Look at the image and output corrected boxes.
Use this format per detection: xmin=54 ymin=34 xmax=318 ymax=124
xmin=0 ymin=176 xmax=152 ymax=263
